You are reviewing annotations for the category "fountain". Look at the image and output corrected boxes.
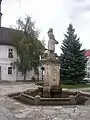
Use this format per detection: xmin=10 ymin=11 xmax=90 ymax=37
xmin=39 ymin=28 xmax=62 ymax=98
xmin=8 ymin=28 xmax=88 ymax=105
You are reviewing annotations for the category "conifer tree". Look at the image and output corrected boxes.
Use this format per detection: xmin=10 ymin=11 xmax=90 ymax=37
xmin=60 ymin=24 xmax=87 ymax=84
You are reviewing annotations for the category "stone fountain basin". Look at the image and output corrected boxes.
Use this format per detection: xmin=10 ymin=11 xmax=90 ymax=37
xmin=8 ymin=89 xmax=88 ymax=105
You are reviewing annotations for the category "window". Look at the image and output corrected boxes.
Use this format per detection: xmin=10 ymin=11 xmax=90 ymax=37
xmin=88 ymin=67 xmax=90 ymax=70
xmin=8 ymin=67 xmax=12 ymax=74
xmin=8 ymin=48 xmax=13 ymax=58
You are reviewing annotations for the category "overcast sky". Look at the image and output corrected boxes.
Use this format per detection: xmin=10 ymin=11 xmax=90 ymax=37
xmin=1 ymin=0 xmax=90 ymax=55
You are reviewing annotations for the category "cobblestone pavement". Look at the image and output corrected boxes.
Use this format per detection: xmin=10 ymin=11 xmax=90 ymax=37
xmin=0 ymin=104 xmax=17 ymax=120
xmin=0 ymin=83 xmax=90 ymax=120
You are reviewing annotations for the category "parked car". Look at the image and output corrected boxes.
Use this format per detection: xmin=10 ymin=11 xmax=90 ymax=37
xmin=83 ymin=78 xmax=90 ymax=83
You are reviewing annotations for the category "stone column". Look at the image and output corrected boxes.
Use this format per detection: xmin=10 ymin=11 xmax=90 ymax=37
xmin=44 ymin=58 xmax=60 ymax=88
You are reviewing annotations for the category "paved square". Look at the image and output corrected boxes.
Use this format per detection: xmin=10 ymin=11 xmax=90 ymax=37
xmin=0 ymin=82 xmax=90 ymax=120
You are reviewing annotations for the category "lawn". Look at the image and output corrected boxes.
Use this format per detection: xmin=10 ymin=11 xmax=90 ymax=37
xmin=61 ymin=84 xmax=90 ymax=89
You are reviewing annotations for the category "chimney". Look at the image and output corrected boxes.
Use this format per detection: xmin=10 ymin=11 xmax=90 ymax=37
xmin=0 ymin=0 xmax=2 ymax=27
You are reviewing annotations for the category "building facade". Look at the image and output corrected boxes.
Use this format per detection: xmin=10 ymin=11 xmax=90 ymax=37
xmin=0 ymin=0 xmax=35 ymax=81
xmin=0 ymin=44 xmax=34 ymax=81
xmin=0 ymin=0 xmax=43 ymax=81
xmin=85 ymin=50 xmax=90 ymax=78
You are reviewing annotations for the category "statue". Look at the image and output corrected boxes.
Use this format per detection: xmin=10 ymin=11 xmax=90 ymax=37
xmin=47 ymin=28 xmax=58 ymax=58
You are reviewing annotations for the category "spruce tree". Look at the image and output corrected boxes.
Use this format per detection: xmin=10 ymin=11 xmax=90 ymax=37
xmin=60 ymin=24 xmax=87 ymax=84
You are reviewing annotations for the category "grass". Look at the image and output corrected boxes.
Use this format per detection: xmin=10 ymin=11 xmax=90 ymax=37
xmin=61 ymin=84 xmax=90 ymax=89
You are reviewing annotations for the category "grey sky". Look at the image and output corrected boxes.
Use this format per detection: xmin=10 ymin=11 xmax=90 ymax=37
xmin=1 ymin=0 xmax=90 ymax=55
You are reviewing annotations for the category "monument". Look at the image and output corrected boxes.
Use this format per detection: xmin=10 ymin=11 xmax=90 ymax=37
xmin=43 ymin=28 xmax=61 ymax=97
xmin=47 ymin=28 xmax=58 ymax=58
xmin=9 ymin=28 xmax=88 ymax=105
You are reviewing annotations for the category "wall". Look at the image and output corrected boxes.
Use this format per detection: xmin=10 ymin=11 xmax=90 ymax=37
xmin=0 ymin=45 xmax=17 ymax=81
xmin=86 ymin=56 xmax=90 ymax=77
xmin=0 ymin=45 xmax=34 ymax=81
xmin=17 ymin=70 xmax=34 ymax=80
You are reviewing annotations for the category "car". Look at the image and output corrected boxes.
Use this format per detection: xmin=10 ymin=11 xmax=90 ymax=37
xmin=83 ymin=78 xmax=90 ymax=83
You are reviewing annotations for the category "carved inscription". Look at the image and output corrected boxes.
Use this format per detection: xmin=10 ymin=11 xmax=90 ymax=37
xmin=52 ymin=67 xmax=57 ymax=82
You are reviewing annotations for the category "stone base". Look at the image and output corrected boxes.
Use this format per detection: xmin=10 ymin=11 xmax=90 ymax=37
xmin=38 ymin=86 xmax=51 ymax=97
xmin=43 ymin=57 xmax=60 ymax=88
xmin=43 ymin=87 xmax=51 ymax=97
xmin=38 ymin=86 xmax=62 ymax=98
xmin=50 ymin=86 xmax=62 ymax=98
xmin=51 ymin=86 xmax=62 ymax=93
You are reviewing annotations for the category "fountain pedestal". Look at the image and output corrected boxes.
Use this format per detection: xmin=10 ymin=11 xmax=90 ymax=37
xmin=42 ymin=57 xmax=62 ymax=97
xmin=44 ymin=57 xmax=60 ymax=87
xmin=39 ymin=28 xmax=62 ymax=97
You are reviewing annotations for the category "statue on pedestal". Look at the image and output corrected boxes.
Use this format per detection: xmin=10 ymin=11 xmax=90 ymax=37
xmin=47 ymin=28 xmax=58 ymax=58
xmin=43 ymin=28 xmax=60 ymax=89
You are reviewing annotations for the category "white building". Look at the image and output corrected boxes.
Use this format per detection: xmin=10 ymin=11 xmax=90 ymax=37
xmin=0 ymin=29 xmax=34 ymax=81
xmin=85 ymin=50 xmax=90 ymax=78
xmin=0 ymin=0 xmax=34 ymax=81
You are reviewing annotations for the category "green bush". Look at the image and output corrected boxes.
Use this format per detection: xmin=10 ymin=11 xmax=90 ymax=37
xmin=62 ymin=80 xmax=77 ymax=85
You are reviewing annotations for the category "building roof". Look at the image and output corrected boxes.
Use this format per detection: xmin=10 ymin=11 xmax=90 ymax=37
xmin=0 ymin=27 xmax=22 ymax=46
xmin=0 ymin=27 xmax=13 ymax=45
xmin=85 ymin=50 xmax=90 ymax=57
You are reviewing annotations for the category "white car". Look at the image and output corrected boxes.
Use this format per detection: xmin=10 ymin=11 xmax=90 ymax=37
xmin=84 ymin=78 xmax=90 ymax=83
